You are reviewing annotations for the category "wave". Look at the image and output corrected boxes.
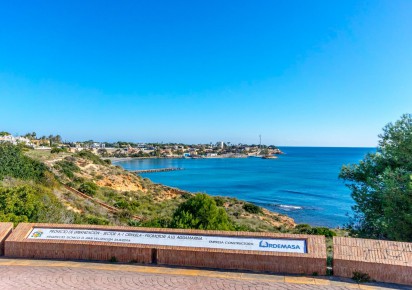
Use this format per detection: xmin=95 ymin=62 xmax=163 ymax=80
xmin=275 ymin=204 xmax=303 ymax=210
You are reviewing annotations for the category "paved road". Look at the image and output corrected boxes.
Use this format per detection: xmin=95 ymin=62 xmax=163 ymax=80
xmin=0 ymin=259 xmax=408 ymax=290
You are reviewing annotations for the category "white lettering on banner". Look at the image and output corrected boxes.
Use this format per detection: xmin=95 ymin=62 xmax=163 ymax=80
xmin=27 ymin=228 xmax=307 ymax=253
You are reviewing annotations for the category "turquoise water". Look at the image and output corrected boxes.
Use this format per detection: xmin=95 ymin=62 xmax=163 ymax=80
xmin=115 ymin=147 xmax=374 ymax=228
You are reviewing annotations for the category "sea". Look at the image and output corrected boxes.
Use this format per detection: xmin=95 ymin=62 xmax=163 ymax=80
xmin=114 ymin=147 xmax=375 ymax=228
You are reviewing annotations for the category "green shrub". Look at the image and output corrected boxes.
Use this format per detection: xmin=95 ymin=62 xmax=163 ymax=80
xmin=181 ymin=192 xmax=192 ymax=199
xmin=214 ymin=196 xmax=225 ymax=207
xmin=294 ymin=224 xmax=336 ymax=237
xmin=115 ymin=210 xmax=133 ymax=220
xmin=51 ymin=147 xmax=67 ymax=154
xmin=114 ymin=200 xmax=130 ymax=209
xmin=78 ymin=182 xmax=98 ymax=196
xmin=352 ymin=271 xmax=371 ymax=283
xmin=128 ymin=220 xmax=141 ymax=227
xmin=311 ymin=227 xmax=337 ymax=237
xmin=327 ymin=256 xmax=333 ymax=267
xmin=86 ymin=215 xmax=109 ymax=225
xmin=73 ymin=176 xmax=85 ymax=184
xmin=233 ymin=211 xmax=241 ymax=218
xmin=0 ymin=184 xmax=72 ymax=225
xmin=243 ymin=203 xmax=262 ymax=214
xmin=171 ymin=193 xmax=234 ymax=231
xmin=55 ymin=160 xmax=80 ymax=179
xmin=75 ymin=150 xmax=107 ymax=165
xmin=233 ymin=223 xmax=253 ymax=232
xmin=141 ymin=217 xmax=172 ymax=228
xmin=0 ymin=143 xmax=48 ymax=183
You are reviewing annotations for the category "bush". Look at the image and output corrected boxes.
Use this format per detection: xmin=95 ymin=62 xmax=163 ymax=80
xmin=75 ymin=150 xmax=107 ymax=165
xmin=78 ymin=182 xmax=98 ymax=196
xmin=0 ymin=143 xmax=48 ymax=183
xmin=0 ymin=184 xmax=72 ymax=225
xmin=310 ymin=227 xmax=337 ymax=237
xmin=294 ymin=224 xmax=336 ymax=237
xmin=171 ymin=193 xmax=234 ymax=231
xmin=85 ymin=215 xmax=109 ymax=225
xmin=128 ymin=220 xmax=141 ymax=227
xmin=51 ymin=147 xmax=67 ymax=154
xmin=233 ymin=223 xmax=253 ymax=232
xmin=114 ymin=200 xmax=130 ymax=209
xmin=140 ymin=217 xmax=172 ymax=228
xmin=55 ymin=160 xmax=80 ymax=179
xmin=352 ymin=271 xmax=371 ymax=283
xmin=243 ymin=203 xmax=262 ymax=214
xmin=214 ymin=196 xmax=225 ymax=207
xmin=181 ymin=192 xmax=192 ymax=199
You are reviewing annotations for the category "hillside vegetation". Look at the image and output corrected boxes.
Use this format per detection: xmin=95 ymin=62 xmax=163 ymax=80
xmin=0 ymin=143 xmax=304 ymax=233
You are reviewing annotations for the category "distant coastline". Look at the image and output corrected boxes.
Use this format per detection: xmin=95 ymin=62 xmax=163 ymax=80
xmin=108 ymin=154 xmax=279 ymax=163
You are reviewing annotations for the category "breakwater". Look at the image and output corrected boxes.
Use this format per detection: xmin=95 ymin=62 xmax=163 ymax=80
xmin=130 ymin=167 xmax=183 ymax=174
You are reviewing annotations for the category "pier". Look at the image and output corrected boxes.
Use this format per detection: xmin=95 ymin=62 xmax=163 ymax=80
xmin=130 ymin=167 xmax=183 ymax=174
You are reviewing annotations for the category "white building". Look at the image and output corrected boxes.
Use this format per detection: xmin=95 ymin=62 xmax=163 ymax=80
xmin=0 ymin=135 xmax=33 ymax=147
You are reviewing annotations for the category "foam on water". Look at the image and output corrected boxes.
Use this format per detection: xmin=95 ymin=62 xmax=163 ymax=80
xmin=276 ymin=204 xmax=303 ymax=210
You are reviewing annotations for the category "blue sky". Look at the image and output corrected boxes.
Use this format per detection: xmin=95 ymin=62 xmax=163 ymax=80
xmin=1 ymin=1 xmax=411 ymax=146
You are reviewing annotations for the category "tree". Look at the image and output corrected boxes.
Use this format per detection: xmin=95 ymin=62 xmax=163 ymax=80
xmin=171 ymin=193 xmax=234 ymax=231
xmin=339 ymin=114 xmax=412 ymax=241
xmin=24 ymin=132 xmax=36 ymax=139
xmin=54 ymin=135 xmax=62 ymax=144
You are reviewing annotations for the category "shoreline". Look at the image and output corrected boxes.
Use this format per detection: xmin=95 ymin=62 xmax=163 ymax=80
xmin=106 ymin=155 xmax=277 ymax=163
xmin=107 ymin=157 xmax=184 ymax=163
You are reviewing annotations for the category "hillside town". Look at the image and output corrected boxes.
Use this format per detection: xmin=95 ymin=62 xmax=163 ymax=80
xmin=0 ymin=132 xmax=283 ymax=158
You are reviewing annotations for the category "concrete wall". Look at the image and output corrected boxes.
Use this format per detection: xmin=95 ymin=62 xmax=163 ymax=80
xmin=0 ymin=222 xmax=13 ymax=256
xmin=4 ymin=222 xmax=412 ymax=284
xmin=5 ymin=223 xmax=326 ymax=274
xmin=333 ymin=237 xmax=412 ymax=285
xmin=157 ymin=248 xmax=325 ymax=274
xmin=5 ymin=223 xmax=153 ymax=263
xmin=156 ymin=231 xmax=326 ymax=275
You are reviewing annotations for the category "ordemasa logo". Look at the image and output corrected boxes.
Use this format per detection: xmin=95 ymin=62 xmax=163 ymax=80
xmin=259 ymin=240 xmax=301 ymax=250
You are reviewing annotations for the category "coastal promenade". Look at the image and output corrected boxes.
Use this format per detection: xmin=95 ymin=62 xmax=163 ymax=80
xmin=0 ymin=258 xmax=407 ymax=290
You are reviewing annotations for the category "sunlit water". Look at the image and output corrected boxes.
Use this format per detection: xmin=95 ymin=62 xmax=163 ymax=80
xmin=115 ymin=147 xmax=374 ymax=227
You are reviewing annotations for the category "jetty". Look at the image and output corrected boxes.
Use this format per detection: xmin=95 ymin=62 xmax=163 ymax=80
xmin=130 ymin=167 xmax=183 ymax=174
